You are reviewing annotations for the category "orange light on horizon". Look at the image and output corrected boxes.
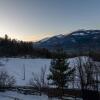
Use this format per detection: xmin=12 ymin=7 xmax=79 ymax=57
xmin=0 ymin=32 xmax=54 ymax=42
xmin=19 ymin=32 xmax=54 ymax=42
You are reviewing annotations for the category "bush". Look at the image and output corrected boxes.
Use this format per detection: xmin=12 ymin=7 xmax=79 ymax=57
xmin=0 ymin=70 xmax=16 ymax=91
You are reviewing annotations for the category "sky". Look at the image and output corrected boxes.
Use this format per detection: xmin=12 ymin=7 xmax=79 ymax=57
xmin=0 ymin=0 xmax=100 ymax=41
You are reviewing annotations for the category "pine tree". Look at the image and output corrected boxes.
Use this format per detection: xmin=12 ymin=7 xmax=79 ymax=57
xmin=48 ymin=49 xmax=75 ymax=98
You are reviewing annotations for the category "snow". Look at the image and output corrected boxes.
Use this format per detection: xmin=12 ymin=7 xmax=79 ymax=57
xmin=0 ymin=91 xmax=48 ymax=100
xmin=56 ymin=34 xmax=64 ymax=38
xmin=0 ymin=56 xmax=99 ymax=87
xmin=0 ymin=58 xmax=51 ymax=86
xmin=39 ymin=37 xmax=49 ymax=43
xmin=39 ymin=34 xmax=64 ymax=43
xmin=72 ymin=33 xmax=85 ymax=36
xmin=0 ymin=57 xmax=97 ymax=99
xmin=0 ymin=91 xmax=82 ymax=100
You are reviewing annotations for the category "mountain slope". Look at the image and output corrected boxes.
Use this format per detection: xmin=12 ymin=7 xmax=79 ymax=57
xmin=34 ymin=30 xmax=100 ymax=53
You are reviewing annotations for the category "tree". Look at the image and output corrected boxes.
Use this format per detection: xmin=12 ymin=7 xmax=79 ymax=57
xmin=48 ymin=49 xmax=75 ymax=98
xmin=0 ymin=70 xmax=16 ymax=91
xmin=29 ymin=66 xmax=48 ymax=95
xmin=75 ymin=56 xmax=100 ymax=100
xmin=4 ymin=34 xmax=9 ymax=41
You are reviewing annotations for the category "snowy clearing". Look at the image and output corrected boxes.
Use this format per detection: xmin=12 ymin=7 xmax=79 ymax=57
xmin=0 ymin=58 xmax=51 ymax=86
xmin=0 ymin=91 xmax=82 ymax=100
xmin=0 ymin=57 xmax=97 ymax=100
xmin=0 ymin=91 xmax=48 ymax=100
xmin=0 ymin=57 xmax=99 ymax=86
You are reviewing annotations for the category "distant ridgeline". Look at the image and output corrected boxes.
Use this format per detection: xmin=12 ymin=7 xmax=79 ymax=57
xmin=34 ymin=29 xmax=100 ymax=60
xmin=1 ymin=29 xmax=100 ymax=60
xmin=0 ymin=35 xmax=51 ymax=58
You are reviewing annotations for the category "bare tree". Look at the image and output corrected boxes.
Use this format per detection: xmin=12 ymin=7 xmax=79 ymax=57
xmin=0 ymin=70 xmax=16 ymax=91
xmin=29 ymin=66 xmax=48 ymax=95
xmin=0 ymin=58 xmax=15 ymax=91
xmin=75 ymin=56 xmax=100 ymax=100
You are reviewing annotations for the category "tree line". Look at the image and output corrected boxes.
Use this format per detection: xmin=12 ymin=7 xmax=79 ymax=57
xmin=0 ymin=34 xmax=51 ymax=58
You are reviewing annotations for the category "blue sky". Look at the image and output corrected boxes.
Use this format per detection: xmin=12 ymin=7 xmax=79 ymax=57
xmin=0 ymin=0 xmax=100 ymax=41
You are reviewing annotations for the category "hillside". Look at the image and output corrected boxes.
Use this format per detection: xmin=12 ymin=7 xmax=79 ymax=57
xmin=35 ymin=30 xmax=100 ymax=54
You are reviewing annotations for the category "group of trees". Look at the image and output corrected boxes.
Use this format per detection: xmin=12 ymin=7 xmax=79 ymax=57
xmin=29 ymin=49 xmax=100 ymax=100
xmin=75 ymin=57 xmax=100 ymax=100
xmin=0 ymin=34 xmax=51 ymax=58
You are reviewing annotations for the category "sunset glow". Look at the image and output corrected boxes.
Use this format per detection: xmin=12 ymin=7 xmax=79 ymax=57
xmin=0 ymin=0 xmax=100 ymax=41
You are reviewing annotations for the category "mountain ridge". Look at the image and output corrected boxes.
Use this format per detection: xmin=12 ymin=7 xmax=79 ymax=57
xmin=34 ymin=29 xmax=100 ymax=53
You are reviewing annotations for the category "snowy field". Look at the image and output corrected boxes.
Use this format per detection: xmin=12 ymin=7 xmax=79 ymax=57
xmin=0 ymin=57 xmax=97 ymax=100
xmin=0 ymin=91 xmax=48 ymax=100
xmin=0 ymin=58 xmax=51 ymax=86
xmin=0 ymin=57 xmax=95 ymax=86
xmin=0 ymin=91 xmax=82 ymax=100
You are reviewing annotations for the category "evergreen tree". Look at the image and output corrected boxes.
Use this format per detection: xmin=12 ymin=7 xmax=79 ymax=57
xmin=0 ymin=35 xmax=51 ymax=57
xmin=48 ymin=49 xmax=75 ymax=98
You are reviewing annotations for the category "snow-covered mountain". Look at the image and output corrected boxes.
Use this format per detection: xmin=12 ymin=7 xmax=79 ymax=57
xmin=37 ymin=34 xmax=65 ymax=43
xmin=34 ymin=30 xmax=100 ymax=53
